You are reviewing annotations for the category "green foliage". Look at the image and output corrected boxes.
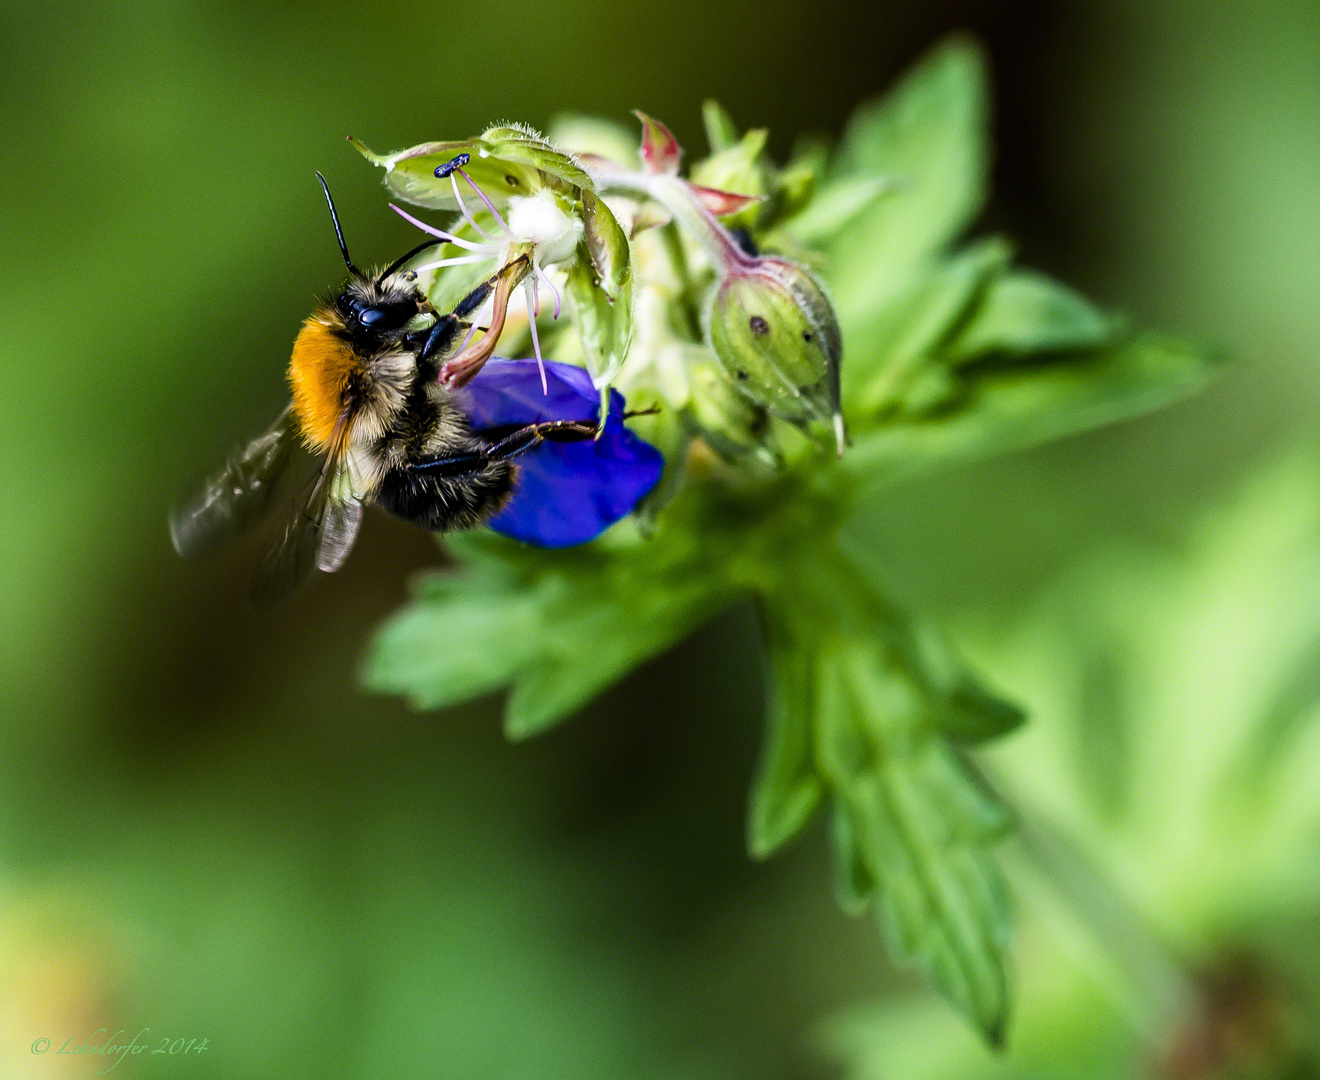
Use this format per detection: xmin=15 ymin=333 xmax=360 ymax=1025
xmin=823 ymin=37 xmax=988 ymax=319
xmin=752 ymin=555 xmax=1018 ymax=1040
xmin=363 ymin=36 xmax=1216 ymax=1041
xmin=826 ymin=447 xmax=1320 ymax=1077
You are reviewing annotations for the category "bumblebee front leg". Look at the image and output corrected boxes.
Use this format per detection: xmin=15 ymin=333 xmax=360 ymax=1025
xmin=412 ymin=253 xmax=532 ymax=372
xmin=437 ymin=255 xmax=533 ymax=389
xmin=410 ymin=313 xmax=461 ymax=369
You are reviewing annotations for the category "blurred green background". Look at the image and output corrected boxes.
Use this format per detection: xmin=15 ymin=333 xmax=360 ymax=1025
xmin=1 ymin=0 xmax=1318 ymax=1077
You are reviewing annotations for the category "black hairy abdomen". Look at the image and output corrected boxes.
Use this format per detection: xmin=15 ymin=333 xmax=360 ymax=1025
xmin=370 ymin=380 xmax=513 ymax=532
xmin=374 ymin=458 xmax=514 ymax=532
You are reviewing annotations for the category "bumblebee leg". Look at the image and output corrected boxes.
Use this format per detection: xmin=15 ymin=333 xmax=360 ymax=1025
xmin=481 ymin=419 xmax=599 ymax=459
xmin=451 ymin=254 xmax=531 ymax=318
xmin=405 ymin=452 xmax=492 ymax=477
xmin=409 ymin=313 xmax=461 ymax=368
xmin=406 ymin=419 xmax=599 ymax=478
xmin=439 ymin=255 xmax=533 ymax=388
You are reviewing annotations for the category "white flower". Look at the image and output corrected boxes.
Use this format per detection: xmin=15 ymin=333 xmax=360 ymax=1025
xmin=505 ymin=190 xmax=583 ymax=266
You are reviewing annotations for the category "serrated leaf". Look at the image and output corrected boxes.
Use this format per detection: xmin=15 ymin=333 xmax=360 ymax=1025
xmin=370 ymin=522 xmax=741 ymax=739
xmin=748 ymin=600 xmax=825 ymax=858
xmin=754 ymin=549 xmax=1015 ymax=1041
xmin=502 ymin=580 xmax=719 ymax=739
xmin=905 ymin=618 xmax=1026 ymax=744
xmin=946 ymin=270 xmax=1116 ymax=363
xmin=830 ymin=799 xmax=876 ymax=915
xmin=825 ymin=37 xmax=989 ymax=321
xmin=816 ymin=639 xmax=1012 ymax=1042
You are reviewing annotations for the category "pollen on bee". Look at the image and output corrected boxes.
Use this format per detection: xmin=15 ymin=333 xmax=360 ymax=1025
xmin=289 ymin=314 xmax=359 ymax=450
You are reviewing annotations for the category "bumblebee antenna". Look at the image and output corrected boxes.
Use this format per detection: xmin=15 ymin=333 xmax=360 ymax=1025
xmin=377 ymin=238 xmax=444 ymax=284
xmin=315 ymin=171 xmax=362 ymax=278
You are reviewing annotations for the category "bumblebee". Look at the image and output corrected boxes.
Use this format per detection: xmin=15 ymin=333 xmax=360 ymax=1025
xmin=170 ymin=174 xmax=598 ymax=601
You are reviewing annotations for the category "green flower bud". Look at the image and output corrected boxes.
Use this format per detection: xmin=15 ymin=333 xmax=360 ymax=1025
xmin=707 ymin=256 xmax=845 ymax=453
xmin=683 ymin=350 xmax=780 ymax=465
xmin=690 ymin=128 xmax=769 ymax=230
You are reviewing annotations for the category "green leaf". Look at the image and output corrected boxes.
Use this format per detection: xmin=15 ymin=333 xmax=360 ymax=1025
xmin=906 ymin=618 xmax=1027 ymax=744
xmin=946 ymin=270 xmax=1117 ymax=363
xmin=844 ymin=237 xmax=1011 ymax=417
xmin=782 ymin=175 xmax=899 ymax=246
xmin=748 ymin=599 xmax=825 ymax=858
xmin=362 ymin=570 xmax=543 ymax=709
xmin=842 ymin=333 xmax=1221 ymax=491
xmin=815 ymin=638 xmax=1012 ymax=1043
xmin=754 ymin=548 xmax=1015 ymax=1041
xmin=367 ymin=523 xmax=742 ymax=739
xmin=502 ymin=578 xmax=718 ymax=739
xmin=830 ymin=799 xmax=876 ymax=915
xmin=701 ymin=99 xmax=741 ymax=154
xmin=825 ymin=37 xmax=989 ymax=321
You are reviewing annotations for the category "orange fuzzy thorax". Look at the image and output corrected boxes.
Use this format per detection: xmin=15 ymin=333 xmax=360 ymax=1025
xmin=288 ymin=314 xmax=359 ymax=451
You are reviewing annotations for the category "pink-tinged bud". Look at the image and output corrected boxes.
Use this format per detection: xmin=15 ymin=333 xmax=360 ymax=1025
xmin=689 ymin=184 xmax=766 ymax=217
xmin=633 ymin=111 xmax=682 ymax=175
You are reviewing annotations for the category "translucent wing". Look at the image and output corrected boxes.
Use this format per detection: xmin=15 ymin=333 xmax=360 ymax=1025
xmin=317 ymin=473 xmax=363 ymax=573
xmin=169 ymin=406 xmax=297 ymax=558
xmin=249 ymin=411 xmax=362 ymax=603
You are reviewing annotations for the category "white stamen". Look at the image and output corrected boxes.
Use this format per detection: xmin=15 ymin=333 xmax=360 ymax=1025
xmin=505 ymin=189 xmax=583 ymax=266
xmin=457 ymin=167 xmax=515 ymax=240
xmin=412 ymin=254 xmax=493 ymax=272
xmin=451 ymin=173 xmax=495 ymax=241
xmin=523 ymin=279 xmax=548 ymax=394
xmin=390 ymin=204 xmax=491 ymax=252
xmin=535 ymin=262 xmax=563 ymax=320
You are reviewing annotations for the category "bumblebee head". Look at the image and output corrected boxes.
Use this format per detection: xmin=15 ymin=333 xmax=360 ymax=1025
xmin=315 ymin=171 xmax=439 ymax=346
xmin=335 ymin=274 xmax=425 ymax=340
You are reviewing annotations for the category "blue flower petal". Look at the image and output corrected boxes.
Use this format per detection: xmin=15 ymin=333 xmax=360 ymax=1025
xmin=459 ymin=359 xmax=665 ymax=548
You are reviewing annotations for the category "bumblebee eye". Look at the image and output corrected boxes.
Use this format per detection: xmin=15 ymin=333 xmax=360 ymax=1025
xmin=354 ymin=301 xmax=416 ymax=331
